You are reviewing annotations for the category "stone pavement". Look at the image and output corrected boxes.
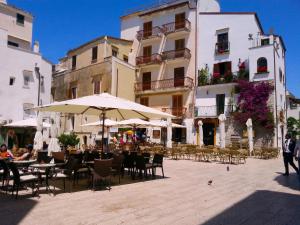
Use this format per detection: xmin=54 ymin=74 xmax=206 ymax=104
xmin=0 ymin=157 xmax=299 ymax=225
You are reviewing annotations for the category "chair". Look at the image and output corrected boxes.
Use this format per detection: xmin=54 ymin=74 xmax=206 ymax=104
xmin=135 ymin=155 xmax=152 ymax=179
xmin=123 ymin=152 xmax=136 ymax=177
xmin=91 ymin=159 xmax=113 ymax=190
xmin=111 ymin=154 xmax=124 ymax=184
xmin=0 ymin=159 xmax=10 ymax=191
xmin=152 ymin=154 xmax=164 ymax=178
xmin=52 ymin=152 xmax=65 ymax=163
xmin=8 ymin=162 xmax=39 ymax=199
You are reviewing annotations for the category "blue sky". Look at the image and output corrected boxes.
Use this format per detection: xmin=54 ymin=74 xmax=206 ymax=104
xmin=8 ymin=0 xmax=300 ymax=97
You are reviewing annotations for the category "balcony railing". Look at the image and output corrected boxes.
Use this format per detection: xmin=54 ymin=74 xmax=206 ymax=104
xmin=136 ymin=27 xmax=163 ymax=41
xmin=136 ymin=53 xmax=162 ymax=66
xmin=215 ymin=41 xmax=230 ymax=54
xmin=162 ymin=107 xmax=187 ymax=117
xmin=196 ymin=105 xmax=235 ymax=118
xmin=162 ymin=48 xmax=191 ymax=61
xmin=198 ymin=71 xmax=250 ymax=86
xmin=162 ymin=19 xmax=191 ymax=34
xmin=135 ymin=77 xmax=193 ymax=92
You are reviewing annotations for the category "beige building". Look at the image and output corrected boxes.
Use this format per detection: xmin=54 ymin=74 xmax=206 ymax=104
xmin=52 ymin=36 xmax=135 ymax=145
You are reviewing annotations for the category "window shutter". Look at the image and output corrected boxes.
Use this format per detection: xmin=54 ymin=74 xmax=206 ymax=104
xmin=213 ymin=64 xmax=220 ymax=74
xmin=226 ymin=62 xmax=232 ymax=73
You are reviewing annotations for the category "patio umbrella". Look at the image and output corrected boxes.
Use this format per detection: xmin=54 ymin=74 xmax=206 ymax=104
xmin=246 ymin=118 xmax=254 ymax=154
xmin=149 ymin=120 xmax=185 ymax=128
xmin=36 ymin=93 xmax=173 ymax=150
xmin=198 ymin=120 xmax=204 ymax=148
xmin=166 ymin=118 xmax=172 ymax=148
xmin=81 ymin=119 xmax=118 ymax=127
xmin=4 ymin=118 xmax=51 ymax=128
xmin=218 ymin=114 xmax=226 ymax=149
xmin=33 ymin=113 xmax=43 ymax=151
xmin=48 ymin=121 xmax=61 ymax=156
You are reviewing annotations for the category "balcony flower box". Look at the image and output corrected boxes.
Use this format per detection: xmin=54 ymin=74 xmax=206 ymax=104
xmin=257 ymin=66 xmax=268 ymax=74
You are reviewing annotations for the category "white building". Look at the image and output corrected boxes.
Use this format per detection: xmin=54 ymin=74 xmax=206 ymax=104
xmin=0 ymin=0 xmax=52 ymax=124
xmin=286 ymin=91 xmax=300 ymax=120
xmin=195 ymin=2 xmax=287 ymax=148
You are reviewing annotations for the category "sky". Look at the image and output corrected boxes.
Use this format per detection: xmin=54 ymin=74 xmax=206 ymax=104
xmin=8 ymin=0 xmax=300 ymax=97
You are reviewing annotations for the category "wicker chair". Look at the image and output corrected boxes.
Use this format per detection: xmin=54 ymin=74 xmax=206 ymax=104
xmin=91 ymin=159 xmax=113 ymax=191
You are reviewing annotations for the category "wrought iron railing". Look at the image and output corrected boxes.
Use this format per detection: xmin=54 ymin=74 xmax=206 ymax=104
xmin=135 ymin=77 xmax=193 ymax=92
xmin=136 ymin=53 xmax=162 ymax=66
xmin=162 ymin=19 xmax=191 ymax=34
xmin=136 ymin=27 xmax=163 ymax=41
xmin=215 ymin=41 xmax=230 ymax=54
xmin=162 ymin=107 xmax=187 ymax=117
xmin=162 ymin=48 xmax=191 ymax=60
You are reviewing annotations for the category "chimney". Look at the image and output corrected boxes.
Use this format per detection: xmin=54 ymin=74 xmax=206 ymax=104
xmin=33 ymin=41 xmax=40 ymax=53
xmin=0 ymin=0 xmax=7 ymax=4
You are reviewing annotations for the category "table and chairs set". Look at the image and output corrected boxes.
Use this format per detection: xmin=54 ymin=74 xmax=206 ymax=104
xmin=0 ymin=149 xmax=165 ymax=199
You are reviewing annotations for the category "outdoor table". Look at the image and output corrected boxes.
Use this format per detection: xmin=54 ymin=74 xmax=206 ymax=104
xmin=30 ymin=163 xmax=56 ymax=195
xmin=12 ymin=159 xmax=36 ymax=166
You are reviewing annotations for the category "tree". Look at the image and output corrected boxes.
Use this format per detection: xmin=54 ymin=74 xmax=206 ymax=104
xmin=234 ymin=80 xmax=274 ymax=130
xmin=58 ymin=133 xmax=80 ymax=148
xmin=287 ymin=117 xmax=300 ymax=137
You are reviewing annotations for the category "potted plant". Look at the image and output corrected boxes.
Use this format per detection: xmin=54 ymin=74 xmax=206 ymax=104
xmin=212 ymin=72 xmax=221 ymax=84
xmin=58 ymin=133 xmax=80 ymax=150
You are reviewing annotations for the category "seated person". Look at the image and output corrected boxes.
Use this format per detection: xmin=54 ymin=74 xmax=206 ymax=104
xmin=0 ymin=144 xmax=14 ymax=159
xmin=14 ymin=144 xmax=33 ymax=161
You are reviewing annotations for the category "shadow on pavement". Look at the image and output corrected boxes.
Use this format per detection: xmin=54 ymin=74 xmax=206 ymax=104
xmin=274 ymin=173 xmax=300 ymax=191
xmin=201 ymin=190 xmax=300 ymax=225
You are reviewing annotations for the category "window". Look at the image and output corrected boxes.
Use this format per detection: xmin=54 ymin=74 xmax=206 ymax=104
xmin=216 ymin=32 xmax=229 ymax=54
xmin=175 ymin=39 xmax=185 ymax=58
xmin=71 ymin=87 xmax=77 ymax=99
xmin=140 ymin=97 xmax=149 ymax=106
xmin=16 ymin=13 xmax=25 ymax=25
xmin=9 ymin=77 xmax=15 ymax=86
xmin=152 ymin=130 xmax=161 ymax=139
xmin=143 ymin=21 xmax=153 ymax=38
xmin=175 ymin=13 xmax=185 ymax=29
xmin=7 ymin=41 xmax=19 ymax=47
xmin=290 ymin=101 xmax=298 ymax=110
xmin=70 ymin=115 xmax=75 ymax=131
xmin=279 ymin=68 xmax=283 ymax=83
xmin=23 ymin=74 xmax=30 ymax=86
xmin=257 ymin=57 xmax=268 ymax=73
xmin=92 ymin=46 xmax=98 ymax=62
xmin=72 ymin=55 xmax=77 ymax=70
xmin=174 ymin=67 xmax=185 ymax=87
xmin=123 ymin=55 xmax=128 ymax=62
xmin=23 ymin=103 xmax=35 ymax=119
xmin=172 ymin=95 xmax=183 ymax=117
xmin=213 ymin=61 xmax=232 ymax=76
xmin=216 ymin=94 xmax=225 ymax=116
xmin=94 ymin=80 xmax=101 ymax=94
xmin=112 ymin=46 xmax=118 ymax=57
xmin=261 ymin=38 xmax=270 ymax=46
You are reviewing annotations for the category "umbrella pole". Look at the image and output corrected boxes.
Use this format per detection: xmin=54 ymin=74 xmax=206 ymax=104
xmin=101 ymin=111 xmax=106 ymax=152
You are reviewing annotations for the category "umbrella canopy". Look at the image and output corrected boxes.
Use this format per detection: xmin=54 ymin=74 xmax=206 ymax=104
xmin=81 ymin=119 xmax=118 ymax=127
xmin=246 ymin=118 xmax=254 ymax=154
xmin=116 ymin=118 xmax=155 ymax=128
xmin=4 ymin=118 xmax=51 ymax=128
xmin=48 ymin=122 xmax=60 ymax=156
xmin=37 ymin=93 xmax=173 ymax=120
xmin=218 ymin=114 xmax=226 ymax=149
xmin=148 ymin=120 xmax=185 ymax=128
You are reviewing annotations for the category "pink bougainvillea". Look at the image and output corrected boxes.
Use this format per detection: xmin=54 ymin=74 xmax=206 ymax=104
xmin=234 ymin=80 xmax=274 ymax=130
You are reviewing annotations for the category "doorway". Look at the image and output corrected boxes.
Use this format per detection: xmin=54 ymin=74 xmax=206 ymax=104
xmin=203 ymin=123 xmax=215 ymax=146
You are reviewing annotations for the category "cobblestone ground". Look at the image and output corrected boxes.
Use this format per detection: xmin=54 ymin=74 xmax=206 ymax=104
xmin=0 ymin=157 xmax=299 ymax=225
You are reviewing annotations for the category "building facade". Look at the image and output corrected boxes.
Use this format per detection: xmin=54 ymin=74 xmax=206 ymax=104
xmin=0 ymin=0 xmax=52 ymax=124
xmin=286 ymin=91 xmax=300 ymax=120
xmin=195 ymin=9 xmax=287 ymax=148
xmin=52 ymin=36 xmax=135 ymax=145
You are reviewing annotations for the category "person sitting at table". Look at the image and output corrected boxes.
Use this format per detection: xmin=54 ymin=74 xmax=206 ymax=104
xmin=0 ymin=144 xmax=14 ymax=159
xmin=14 ymin=144 xmax=33 ymax=161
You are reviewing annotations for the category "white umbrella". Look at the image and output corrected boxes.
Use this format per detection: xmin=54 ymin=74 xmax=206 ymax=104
xmin=81 ymin=119 xmax=118 ymax=127
xmin=166 ymin=118 xmax=172 ymax=148
xmin=36 ymin=93 xmax=174 ymax=150
xmin=33 ymin=113 xmax=43 ymax=151
xmin=48 ymin=121 xmax=61 ymax=156
xmin=117 ymin=118 xmax=156 ymax=128
xmin=148 ymin=120 xmax=185 ymax=128
xmin=198 ymin=120 xmax=204 ymax=148
xmin=246 ymin=118 xmax=254 ymax=154
xmin=218 ymin=114 xmax=226 ymax=149
xmin=4 ymin=118 xmax=51 ymax=128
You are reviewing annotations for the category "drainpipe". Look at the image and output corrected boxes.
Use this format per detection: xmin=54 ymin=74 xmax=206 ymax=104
xmin=35 ymin=65 xmax=41 ymax=106
xmin=273 ymin=39 xmax=279 ymax=149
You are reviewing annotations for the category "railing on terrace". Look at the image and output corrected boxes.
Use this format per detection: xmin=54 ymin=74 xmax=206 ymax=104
xmin=215 ymin=41 xmax=230 ymax=54
xmin=198 ymin=71 xmax=250 ymax=86
xmin=162 ymin=48 xmax=191 ymax=60
xmin=162 ymin=19 xmax=191 ymax=34
xmin=136 ymin=53 xmax=162 ymax=66
xmin=162 ymin=107 xmax=187 ymax=117
xmin=136 ymin=27 xmax=163 ymax=41
xmin=135 ymin=77 xmax=193 ymax=92
xmin=196 ymin=105 xmax=236 ymax=118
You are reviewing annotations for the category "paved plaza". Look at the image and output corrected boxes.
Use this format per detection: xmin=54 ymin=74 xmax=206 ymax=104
xmin=1 ymin=157 xmax=300 ymax=225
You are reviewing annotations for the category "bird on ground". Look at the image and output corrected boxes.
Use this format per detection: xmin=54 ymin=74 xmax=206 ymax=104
xmin=227 ymin=166 xmax=230 ymax=171
xmin=208 ymin=180 xmax=213 ymax=185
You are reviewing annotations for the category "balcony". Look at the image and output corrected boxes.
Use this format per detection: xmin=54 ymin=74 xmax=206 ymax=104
xmin=196 ymin=105 xmax=235 ymax=118
xmin=162 ymin=48 xmax=191 ymax=61
xmin=162 ymin=19 xmax=191 ymax=35
xmin=198 ymin=71 xmax=249 ymax=87
xmin=136 ymin=27 xmax=163 ymax=41
xmin=215 ymin=41 xmax=230 ymax=55
xmin=136 ymin=54 xmax=162 ymax=66
xmin=135 ymin=77 xmax=193 ymax=93
xmin=162 ymin=107 xmax=187 ymax=118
